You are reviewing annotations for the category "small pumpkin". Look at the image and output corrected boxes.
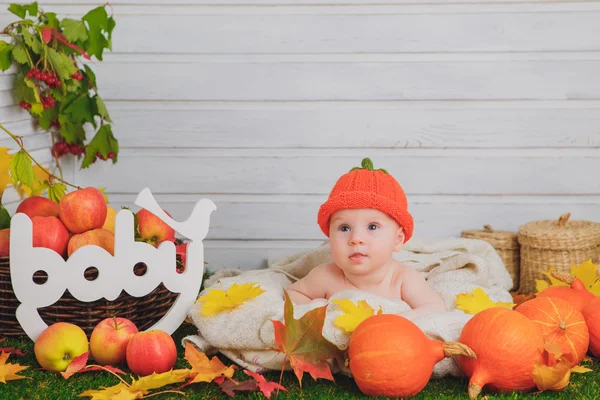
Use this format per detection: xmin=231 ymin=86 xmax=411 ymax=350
xmin=515 ymin=297 xmax=589 ymax=365
xmin=457 ymin=307 xmax=545 ymax=399
xmin=537 ymin=270 xmax=595 ymax=312
xmin=348 ymin=314 xmax=475 ymax=398
xmin=582 ymin=297 xmax=600 ymax=357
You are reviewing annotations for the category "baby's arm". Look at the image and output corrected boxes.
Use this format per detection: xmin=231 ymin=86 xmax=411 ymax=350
xmin=286 ymin=264 xmax=331 ymax=304
xmin=398 ymin=267 xmax=447 ymax=320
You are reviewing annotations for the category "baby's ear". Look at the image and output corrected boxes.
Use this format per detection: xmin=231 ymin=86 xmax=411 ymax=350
xmin=393 ymin=227 xmax=405 ymax=251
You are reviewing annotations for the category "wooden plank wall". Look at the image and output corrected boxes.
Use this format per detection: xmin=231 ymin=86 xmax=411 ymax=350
xmin=2 ymin=1 xmax=600 ymax=270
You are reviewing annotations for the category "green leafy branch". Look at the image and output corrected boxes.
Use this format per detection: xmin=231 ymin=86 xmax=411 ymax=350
xmin=0 ymin=1 xmax=118 ymax=170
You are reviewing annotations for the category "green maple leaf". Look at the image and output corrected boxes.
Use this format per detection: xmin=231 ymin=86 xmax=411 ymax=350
xmin=21 ymin=29 xmax=42 ymax=55
xmin=271 ymin=292 xmax=341 ymax=386
xmin=42 ymin=12 xmax=59 ymax=29
xmin=15 ymin=76 xmax=39 ymax=104
xmin=46 ymin=47 xmax=77 ymax=82
xmin=11 ymin=44 xmax=29 ymax=65
xmin=82 ymin=6 xmax=109 ymax=60
xmin=38 ymin=107 xmax=57 ymax=130
xmin=61 ymin=18 xmax=88 ymax=43
xmin=8 ymin=2 xmax=38 ymax=19
xmin=94 ymin=95 xmax=111 ymax=122
xmin=83 ymin=64 xmax=96 ymax=88
xmin=0 ymin=206 xmax=10 ymax=230
xmin=59 ymin=115 xmax=86 ymax=144
xmin=0 ymin=42 xmax=14 ymax=71
xmin=63 ymin=93 xmax=96 ymax=127
xmin=9 ymin=150 xmax=34 ymax=190
xmin=82 ymin=124 xmax=118 ymax=168
xmin=47 ymin=182 xmax=66 ymax=203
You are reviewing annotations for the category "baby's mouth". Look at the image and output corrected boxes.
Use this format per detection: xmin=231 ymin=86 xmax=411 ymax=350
xmin=349 ymin=252 xmax=367 ymax=262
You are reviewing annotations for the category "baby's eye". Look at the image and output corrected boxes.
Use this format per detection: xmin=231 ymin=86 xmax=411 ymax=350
xmin=339 ymin=225 xmax=350 ymax=232
xmin=368 ymin=224 xmax=378 ymax=231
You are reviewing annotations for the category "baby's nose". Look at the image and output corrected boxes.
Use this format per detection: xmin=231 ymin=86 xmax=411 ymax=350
xmin=349 ymin=235 xmax=365 ymax=245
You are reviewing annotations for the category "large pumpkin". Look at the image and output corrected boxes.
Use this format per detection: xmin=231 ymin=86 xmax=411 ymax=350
xmin=348 ymin=314 xmax=475 ymax=398
xmin=537 ymin=271 xmax=595 ymax=312
xmin=457 ymin=307 xmax=545 ymax=399
xmin=582 ymin=297 xmax=600 ymax=357
xmin=516 ymin=297 xmax=589 ymax=365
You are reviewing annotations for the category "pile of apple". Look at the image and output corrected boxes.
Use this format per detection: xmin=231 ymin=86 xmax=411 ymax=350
xmin=34 ymin=318 xmax=177 ymax=376
xmin=0 ymin=187 xmax=183 ymax=262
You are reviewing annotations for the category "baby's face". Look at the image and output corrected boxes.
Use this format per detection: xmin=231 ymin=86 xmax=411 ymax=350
xmin=328 ymin=209 xmax=404 ymax=277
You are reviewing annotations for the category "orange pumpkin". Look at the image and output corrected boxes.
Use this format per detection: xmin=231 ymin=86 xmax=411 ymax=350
xmin=582 ymin=297 xmax=600 ymax=357
xmin=457 ymin=308 xmax=545 ymax=399
xmin=348 ymin=314 xmax=475 ymax=398
xmin=537 ymin=271 xmax=595 ymax=312
xmin=516 ymin=297 xmax=589 ymax=365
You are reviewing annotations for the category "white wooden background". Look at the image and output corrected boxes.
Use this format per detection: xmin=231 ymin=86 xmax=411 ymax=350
xmin=2 ymin=1 xmax=600 ymax=270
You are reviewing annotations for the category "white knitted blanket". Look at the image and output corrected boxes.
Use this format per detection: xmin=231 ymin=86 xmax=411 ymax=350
xmin=184 ymin=237 xmax=513 ymax=378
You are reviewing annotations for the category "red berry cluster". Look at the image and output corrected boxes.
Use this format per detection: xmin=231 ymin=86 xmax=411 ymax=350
xmin=50 ymin=120 xmax=61 ymax=129
xmin=19 ymin=101 xmax=32 ymax=110
xmin=26 ymin=68 xmax=62 ymax=89
xmin=41 ymin=95 xmax=55 ymax=109
xmin=71 ymin=71 xmax=83 ymax=81
xmin=52 ymin=141 xmax=85 ymax=158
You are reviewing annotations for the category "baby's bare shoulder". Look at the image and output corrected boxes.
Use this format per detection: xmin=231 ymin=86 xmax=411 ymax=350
xmin=307 ymin=262 xmax=343 ymax=279
xmin=391 ymin=261 xmax=423 ymax=281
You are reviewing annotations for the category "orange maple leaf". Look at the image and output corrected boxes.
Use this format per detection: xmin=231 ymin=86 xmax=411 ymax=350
xmin=0 ymin=352 xmax=29 ymax=384
xmin=244 ymin=369 xmax=287 ymax=398
xmin=532 ymin=343 xmax=592 ymax=392
xmin=510 ymin=292 xmax=535 ymax=308
xmin=183 ymin=342 xmax=236 ymax=385
xmin=271 ymin=291 xmax=341 ymax=386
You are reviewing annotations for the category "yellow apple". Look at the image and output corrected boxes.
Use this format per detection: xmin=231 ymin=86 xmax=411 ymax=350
xmin=34 ymin=322 xmax=89 ymax=372
xmin=102 ymin=206 xmax=117 ymax=234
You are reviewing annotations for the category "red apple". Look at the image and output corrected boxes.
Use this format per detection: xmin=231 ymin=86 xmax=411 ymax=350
xmin=16 ymin=196 xmax=59 ymax=219
xmin=137 ymin=209 xmax=175 ymax=246
xmin=90 ymin=317 xmax=138 ymax=365
xmin=68 ymin=228 xmax=114 ymax=257
xmin=32 ymin=216 xmax=70 ymax=256
xmin=34 ymin=322 xmax=89 ymax=372
xmin=59 ymin=187 xmax=107 ymax=233
xmin=0 ymin=228 xmax=9 ymax=257
xmin=126 ymin=330 xmax=177 ymax=376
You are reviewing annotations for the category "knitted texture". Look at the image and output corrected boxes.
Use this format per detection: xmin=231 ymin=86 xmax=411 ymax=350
xmin=317 ymin=158 xmax=414 ymax=242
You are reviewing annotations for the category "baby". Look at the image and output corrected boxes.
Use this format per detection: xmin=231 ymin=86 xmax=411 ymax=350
xmin=287 ymin=158 xmax=447 ymax=320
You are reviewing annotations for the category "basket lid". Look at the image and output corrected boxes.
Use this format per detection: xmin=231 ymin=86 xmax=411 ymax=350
xmin=518 ymin=213 xmax=600 ymax=250
xmin=461 ymin=225 xmax=518 ymax=250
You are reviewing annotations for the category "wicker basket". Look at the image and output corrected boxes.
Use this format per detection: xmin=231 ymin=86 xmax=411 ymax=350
xmin=0 ymin=256 xmax=180 ymax=337
xmin=461 ymin=225 xmax=520 ymax=291
xmin=517 ymin=213 xmax=600 ymax=294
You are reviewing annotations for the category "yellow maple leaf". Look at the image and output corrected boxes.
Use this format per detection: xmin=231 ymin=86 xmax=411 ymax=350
xmin=532 ymin=342 xmax=592 ymax=392
xmin=78 ymin=369 xmax=190 ymax=399
xmin=535 ymin=260 xmax=600 ymax=296
xmin=0 ymin=352 xmax=29 ymax=384
xmin=184 ymin=342 xmax=236 ymax=384
xmin=332 ymin=299 xmax=382 ymax=334
xmin=0 ymin=148 xmax=14 ymax=196
xmin=16 ymin=164 xmax=52 ymax=197
xmin=455 ymin=288 xmax=515 ymax=315
xmin=197 ymin=282 xmax=265 ymax=316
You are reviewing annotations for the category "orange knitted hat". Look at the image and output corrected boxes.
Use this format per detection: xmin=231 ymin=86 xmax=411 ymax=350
xmin=317 ymin=158 xmax=414 ymax=242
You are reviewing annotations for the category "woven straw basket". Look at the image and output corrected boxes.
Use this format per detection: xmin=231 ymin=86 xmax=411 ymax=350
xmin=0 ymin=256 xmax=179 ymax=337
xmin=517 ymin=213 xmax=600 ymax=294
xmin=461 ymin=225 xmax=520 ymax=291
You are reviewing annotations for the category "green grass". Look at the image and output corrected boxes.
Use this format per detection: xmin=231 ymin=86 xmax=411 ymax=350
xmin=1 ymin=325 xmax=599 ymax=400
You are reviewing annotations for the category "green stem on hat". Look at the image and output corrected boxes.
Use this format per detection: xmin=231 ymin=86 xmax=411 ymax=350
xmin=350 ymin=157 xmax=388 ymax=174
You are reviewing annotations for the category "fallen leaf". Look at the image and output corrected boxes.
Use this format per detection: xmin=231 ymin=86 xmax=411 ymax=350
xmin=0 ymin=352 xmax=29 ymax=384
xmin=570 ymin=365 xmax=593 ymax=374
xmin=244 ymin=369 xmax=287 ymax=398
xmin=535 ymin=260 xmax=600 ymax=295
xmin=183 ymin=342 xmax=236 ymax=385
xmin=455 ymin=288 xmax=516 ymax=314
xmin=78 ymin=369 xmax=190 ymax=399
xmin=216 ymin=376 xmax=258 ymax=398
xmin=510 ymin=292 xmax=535 ymax=308
xmin=61 ymin=351 xmax=89 ymax=379
xmin=271 ymin=291 xmax=341 ymax=386
xmin=0 ymin=338 xmax=27 ymax=357
xmin=197 ymin=282 xmax=265 ymax=316
xmin=533 ymin=343 xmax=582 ymax=392
xmin=80 ymin=365 xmax=127 ymax=376
xmin=332 ymin=299 xmax=382 ymax=333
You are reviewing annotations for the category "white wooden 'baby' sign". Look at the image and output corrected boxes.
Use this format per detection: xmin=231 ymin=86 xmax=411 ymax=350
xmin=10 ymin=187 xmax=216 ymax=342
